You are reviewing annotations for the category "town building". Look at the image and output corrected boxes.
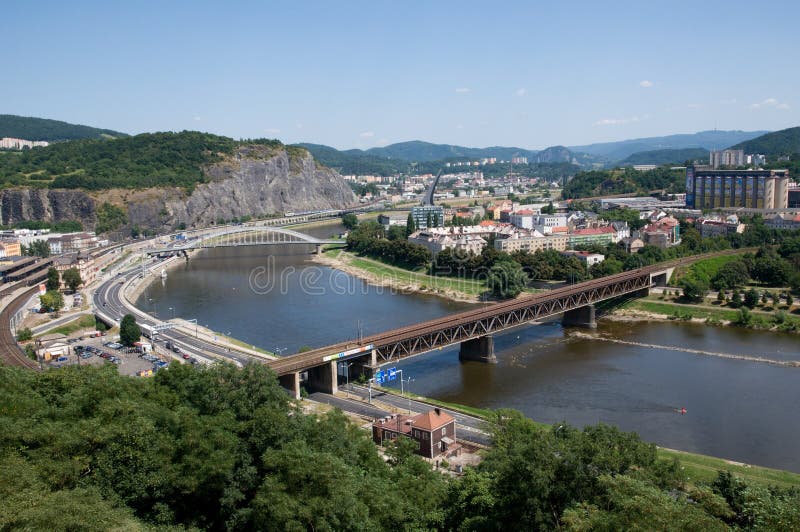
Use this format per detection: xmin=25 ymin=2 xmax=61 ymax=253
xmin=377 ymin=213 xmax=408 ymax=229
xmin=568 ymin=227 xmax=616 ymax=248
xmin=0 ymin=137 xmax=49 ymax=150
xmin=372 ymin=408 xmax=458 ymax=459
xmin=0 ymin=239 xmax=22 ymax=258
xmin=764 ymin=213 xmax=800 ymax=230
xmin=621 ymin=236 xmax=645 ymax=254
xmin=409 ymin=230 xmax=487 ymax=256
xmin=562 ymin=250 xmax=605 ymax=267
xmin=494 ymin=233 xmax=569 ymax=253
xmin=52 ymin=252 xmax=96 ymax=289
xmin=685 ymin=166 xmax=790 ymax=210
xmin=642 ymin=216 xmax=681 ymax=248
xmin=789 ymin=188 xmax=800 ymax=209
xmin=709 ymin=149 xmax=745 ymax=169
xmin=695 ymin=215 xmax=746 ymax=238
xmin=410 ymin=205 xmax=445 ymax=229
xmin=610 ymin=221 xmax=630 ymax=242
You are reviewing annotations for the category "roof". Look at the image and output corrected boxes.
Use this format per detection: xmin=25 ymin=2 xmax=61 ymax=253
xmin=514 ymin=209 xmax=535 ymax=215
xmin=411 ymin=409 xmax=455 ymax=431
xmin=571 ymin=227 xmax=615 ymax=236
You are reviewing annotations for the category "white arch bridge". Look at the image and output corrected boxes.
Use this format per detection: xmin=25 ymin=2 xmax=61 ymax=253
xmin=146 ymin=226 xmax=345 ymax=256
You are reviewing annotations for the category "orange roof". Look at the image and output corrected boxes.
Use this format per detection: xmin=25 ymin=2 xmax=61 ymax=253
xmin=551 ymin=226 xmax=569 ymax=233
xmin=572 ymin=227 xmax=615 ymax=235
xmin=411 ymin=409 xmax=454 ymax=431
xmin=479 ymin=220 xmax=497 ymax=227
xmin=515 ymin=209 xmax=535 ymax=215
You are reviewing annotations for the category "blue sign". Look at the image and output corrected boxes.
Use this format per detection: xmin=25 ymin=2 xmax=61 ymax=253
xmin=374 ymin=370 xmax=384 ymax=385
xmin=388 ymin=367 xmax=397 ymax=381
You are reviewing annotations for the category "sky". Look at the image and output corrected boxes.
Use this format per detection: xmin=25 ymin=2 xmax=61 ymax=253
xmin=2 ymin=0 xmax=799 ymax=150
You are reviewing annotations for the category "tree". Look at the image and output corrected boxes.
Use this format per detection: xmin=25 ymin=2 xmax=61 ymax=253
xmin=45 ymin=267 xmax=61 ymax=291
xmin=386 ymin=225 xmax=406 ymax=241
xmin=487 ymin=260 xmax=527 ymax=299
xmin=730 ymin=291 xmax=742 ymax=308
xmin=716 ymin=290 xmax=725 ymax=303
xmin=16 ymin=327 xmax=33 ymax=341
xmin=405 ymin=213 xmax=416 ymax=236
xmin=710 ymin=261 xmax=750 ymax=290
xmin=680 ymin=276 xmax=709 ymax=303
xmin=39 ymin=290 xmax=64 ymax=312
xmin=743 ymin=289 xmax=759 ymax=309
xmin=25 ymin=240 xmax=50 ymax=258
xmin=541 ymin=201 xmax=555 ymax=214
xmin=786 ymin=292 xmax=794 ymax=307
xmin=119 ymin=314 xmax=141 ymax=347
xmin=61 ymin=267 xmax=83 ymax=292
xmin=341 ymin=213 xmax=358 ymax=230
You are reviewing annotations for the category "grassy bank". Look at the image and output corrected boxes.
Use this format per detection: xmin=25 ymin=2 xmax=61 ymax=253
xmin=34 ymin=314 xmax=96 ymax=338
xmin=373 ymin=386 xmax=800 ymax=488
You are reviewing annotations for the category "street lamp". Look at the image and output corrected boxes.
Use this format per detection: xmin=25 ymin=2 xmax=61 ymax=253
xmin=339 ymin=361 xmax=354 ymax=398
xmin=187 ymin=318 xmax=198 ymax=338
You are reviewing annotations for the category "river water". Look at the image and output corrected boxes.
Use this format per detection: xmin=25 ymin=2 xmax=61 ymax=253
xmin=139 ymin=229 xmax=800 ymax=472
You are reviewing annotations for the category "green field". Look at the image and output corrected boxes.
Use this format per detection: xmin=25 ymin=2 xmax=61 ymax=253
xmin=671 ymin=253 xmax=745 ymax=284
xmin=34 ymin=314 xmax=97 ymax=338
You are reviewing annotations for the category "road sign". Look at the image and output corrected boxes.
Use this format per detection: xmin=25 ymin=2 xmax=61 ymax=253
xmin=374 ymin=370 xmax=384 ymax=385
xmin=388 ymin=367 xmax=397 ymax=381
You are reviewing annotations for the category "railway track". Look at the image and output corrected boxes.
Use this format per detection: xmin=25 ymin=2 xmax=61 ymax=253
xmin=0 ymin=286 xmax=40 ymax=369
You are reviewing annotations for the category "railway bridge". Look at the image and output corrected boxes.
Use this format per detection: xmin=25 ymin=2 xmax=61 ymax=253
xmin=267 ymin=263 xmax=677 ymax=398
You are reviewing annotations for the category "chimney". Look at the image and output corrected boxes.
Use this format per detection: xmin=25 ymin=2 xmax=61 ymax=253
xmin=434 ymin=407 xmax=441 ymax=416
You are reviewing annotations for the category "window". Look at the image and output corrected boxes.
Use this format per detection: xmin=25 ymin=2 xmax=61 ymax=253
xmin=441 ymin=427 xmax=446 ymax=436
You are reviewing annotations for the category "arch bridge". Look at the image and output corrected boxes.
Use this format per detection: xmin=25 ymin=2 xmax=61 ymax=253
xmin=147 ymin=226 xmax=345 ymax=256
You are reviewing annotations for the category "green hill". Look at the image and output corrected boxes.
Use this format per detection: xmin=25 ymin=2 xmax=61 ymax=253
xmin=364 ymin=140 xmax=539 ymax=162
xmin=562 ymin=166 xmax=685 ymax=199
xmin=620 ymin=148 xmax=709 ymax=166
xmin=0 ymin=114 xmax=127 ymax=141
xmin=729 ymin=126 xmax=800 ymax=157
xmin=0 ymin=131 xmax=288 ymax=190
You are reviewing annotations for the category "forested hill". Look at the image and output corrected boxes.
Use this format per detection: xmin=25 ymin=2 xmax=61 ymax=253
xmin=729 ymin=126 xmax=800 ymax=157
xmin=0 ymin=114 xmax=127 ymax=141
xmin=620 ymin=147 xmax=709 ymax=166
xmin=0 ymin=131 xmax=295 ymax=190
xmin=562 ymin=166 xmax=685 ymax=199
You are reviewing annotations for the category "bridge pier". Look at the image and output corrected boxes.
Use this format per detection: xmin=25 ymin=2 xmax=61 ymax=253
xmin=307 ymin=361 xmax=338 ymax=394
xmin=315 ymin=244 xmax=323 ymax=255
xmin=562 ymin=304 xmax=597 ymax=328
xmin=348 ymin=350 xmax=378 ymax=380
xmin=459 ymin=335 xmax=497 ymax=363
xmin=279 ymin=372 xmax=301 ymax=400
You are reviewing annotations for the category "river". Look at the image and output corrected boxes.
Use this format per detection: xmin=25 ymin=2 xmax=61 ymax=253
xmin=138 ymin=231 xmax=800 ymax=472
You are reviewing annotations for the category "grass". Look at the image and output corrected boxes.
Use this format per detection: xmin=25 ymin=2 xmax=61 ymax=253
xmin=212 ymin=332 xmax=275 ymax=357
xmin=35 ymin=314 xmax=97 ymax=338
xmin=374 ymin=384 xmax=800 ymax=488
xmin=671 ymin=253 xmax=745 ymax=285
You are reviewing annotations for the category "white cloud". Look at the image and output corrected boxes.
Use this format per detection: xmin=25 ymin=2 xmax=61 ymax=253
xmin=592 ymin=115 xmax=645 ymax=126
xmin=193 ymin=116 xmax=201 ymax=121
xmin=750 ymin=97 xmax=789 ymax=110
xmin=639 ymin=80 xmax=654 ymax=88
xmin=376 ymin=138 xmax=389 ymax=146
xmin=719 ymin=98 xmax=737 ymax=105
xmin=455 ymin=87 xmax=471 ymax=93
xmin=456 ymin=123 xmax=464 ymax=130
xmin=295 ymin=122 xmax=304 ymax=129
xmin=359 ymin=131 xmax=375 ymax=138
xmin=264 ymin=128 xmax=281 ymax=134
xmin=515 ymin=88 xmax=527 ymax=96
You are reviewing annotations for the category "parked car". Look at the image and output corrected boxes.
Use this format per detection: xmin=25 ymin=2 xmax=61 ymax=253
xmin=171 ymin=345 xmax=181 ymax=354
xmin=182 ymin=353 xmax=190 ymax=360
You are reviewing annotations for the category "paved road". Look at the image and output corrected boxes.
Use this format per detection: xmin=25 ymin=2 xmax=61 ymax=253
xmin=308 ymin=392 xmax=391 ymax=419
xmin=31 ymin=311 xmax=91 ymax=335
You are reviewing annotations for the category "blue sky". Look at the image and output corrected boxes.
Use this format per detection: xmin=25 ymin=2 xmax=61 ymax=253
xmin=2 ymin=1 xmax=798 ymax=149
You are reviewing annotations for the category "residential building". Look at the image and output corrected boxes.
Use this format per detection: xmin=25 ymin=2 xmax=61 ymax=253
xmin=789 ymin=188 xmax=800 ymax=208
xmin=633 ymin=164 xmax=658 ymax=171
xmin=52 ymin=252 xmax=96 ymax=289
xmin=494 ymin=233 xmax=569 ymax=253
xmin=377 ymin=213 xmax=407 ymax=229
xmin=709 ymin=149 xmax=745 ymax=169
xmin=509 ymin=209 xmax=536 ymax=230
xmin=685 ymin=166 xmax=790 ymax=209
xmin=562 ymin=250 xmax=605 ymax=267
xmin=765 ymin=213 xmax=800 ymax=230
xmin=695 ymin=215 xmax=746 ymax=238
xmin=621 ymin=236 xmax=645 ymax=254
xmin=0 ymin=137 xmax=49 ymax=150
xmin=746 ymin=154 xmax=766 ymax=167
xmin=642 ymin=216 xmax=681 ymax=247
xmin=408 ymin=230 xmax=487 ymax=257
xmin=372 ymin=408 xmax=458 ymax=459
xmin=511 ymin=156 xmax=528 ymax=165
xmin=0 ymin=239 xmax=22 ymax=258
xmin=610 ymin=221 xmax=630 ymax=242
xmin=410 ymin=205 xmax=445 ymax=229
xmin=568 ymin=227 xmax=616 ymax=248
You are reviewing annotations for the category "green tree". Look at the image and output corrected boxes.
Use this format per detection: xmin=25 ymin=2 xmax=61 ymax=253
xmin=541 ymin=201 xmax=555 ymax=214
xmin=16 ymin=327 xmax=33 ymax=341
xmin=39 ymin=290 xmax=64 ymax=312
xmin=487 ymin=260 xmax=527 ymax=299
xmin=24 ymin=240 xmax=50 ymax=258
xmin=710 ymin=260 xmax=750 ymax=290
xmin=716 ymin=290 xmax=726 ymax=303
xmin=45 ymin=267 xmax=60 ymax=291
xmin=405 ymin=212 xmax=416 ymax=236
xmin=341 ymin=213 xmax=358 ymax=230
xmin=785 ymin=292 xmax=794 ymax=307
xmin=119 ymin=314 xmax=141 ymax=347
xmin=680 ymin=276 xmax=709 ymax=303
xmin=61 ymin=267 xmax=83 ymax=292
xmin=730 ymin=290 xmax=742 ymax=308
xmin=743 ymin=288 xmax=759 ymax=309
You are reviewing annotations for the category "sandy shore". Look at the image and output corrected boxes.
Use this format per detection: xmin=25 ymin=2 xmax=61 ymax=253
xmin=603 ymin=308 xmax=716 ymax=325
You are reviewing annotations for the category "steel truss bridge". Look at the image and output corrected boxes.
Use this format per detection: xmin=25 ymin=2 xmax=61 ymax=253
xmin=267 ymin=263 xmax=669 ymax=382
xmin=147 ymin=226 xmax=344 ymax=255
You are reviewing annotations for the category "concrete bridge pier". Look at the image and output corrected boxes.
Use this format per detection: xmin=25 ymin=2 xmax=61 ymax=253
xmin=348 ymin=350 xmax=378 ymax=381
xmin=459 ymin=335 xmax=497 ymax=363
xmin=307 ymin=361 xmax=338 ymax=394
xmin=279 ymin=372 xmax=301 ymax=399
xmin=562 ymin=304 xmax=597 ymax=328
xmin=315 ymin=244 xmax=323 ymax=255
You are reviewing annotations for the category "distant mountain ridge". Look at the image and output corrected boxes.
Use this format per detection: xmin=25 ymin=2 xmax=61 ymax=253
xmin=0 ymin=114 xmax=128 ymax=141
xmin=361 ymin=140 xmax=539 ymax=162
xmin=569 ymin=130 xmax=768 ymax=161
xmin=729 ymin=126 xmax=800 ymax=157
xmin=619 ymin=147 xmax=710 ymax=166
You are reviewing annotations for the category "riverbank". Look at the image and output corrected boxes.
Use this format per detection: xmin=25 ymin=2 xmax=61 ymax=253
xmin=313 ymin=249 xmax=486 ymax=303
xmin=607 ymin=297 xmax=800 ymax=333
xmin=371 ymin=386 xmax=800 ymax=488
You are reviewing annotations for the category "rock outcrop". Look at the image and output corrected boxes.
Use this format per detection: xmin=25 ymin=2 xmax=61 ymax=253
xmin=0 ymin=146 xmax=357 ymax=234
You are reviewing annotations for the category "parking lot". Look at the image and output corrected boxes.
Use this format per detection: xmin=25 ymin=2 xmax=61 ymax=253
xmin=44 ymin=334 xmax=197 ymax=377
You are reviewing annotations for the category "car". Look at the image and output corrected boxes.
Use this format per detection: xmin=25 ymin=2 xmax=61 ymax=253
xmin=165 ymin=341 xmax=173 ymax=351
xmin=172 ymin=346 xmax=181 ymax=354
xmin=182 ymin=353 xmax=190 ymax=360
xmin=79 ymin=352 xmax=93 ymax=359
xmin=56 ymin=356 xmax=68 ymax=362
xmin=189 ymin=357 xmax=198 ymax=365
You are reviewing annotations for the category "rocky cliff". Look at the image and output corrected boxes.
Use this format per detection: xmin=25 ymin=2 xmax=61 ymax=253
xmin=0 ymin=146 xmax=357 ymax=233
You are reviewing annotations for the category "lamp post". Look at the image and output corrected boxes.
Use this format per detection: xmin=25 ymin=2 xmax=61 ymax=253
xmin=187 ymin=318 xmax=198 ymax=338
xmin=339 ymin=361 xmax=354 ymax=398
